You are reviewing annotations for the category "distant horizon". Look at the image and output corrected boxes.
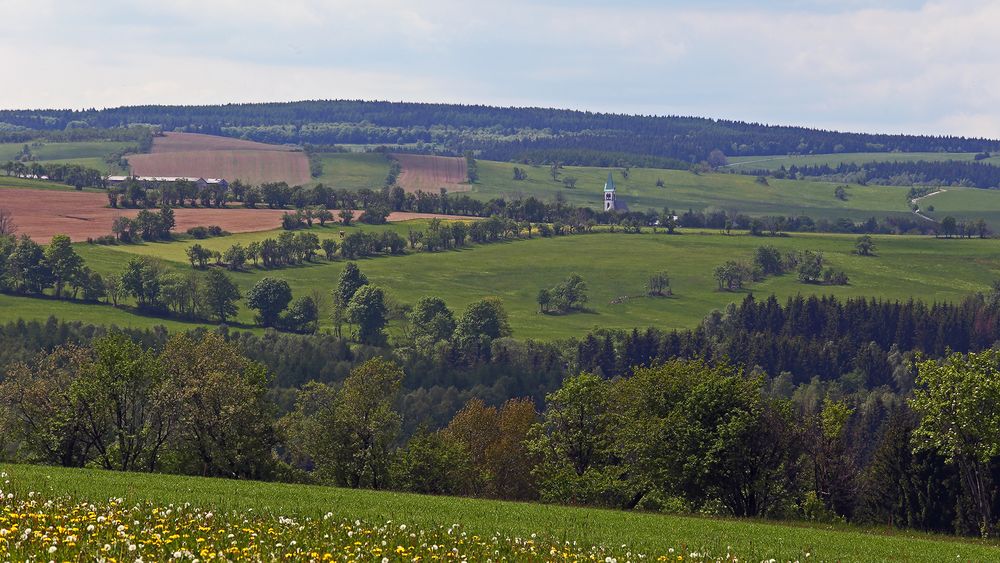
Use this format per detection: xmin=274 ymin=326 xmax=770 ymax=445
xmin=5 ymin=98 xmax=999 ymax=143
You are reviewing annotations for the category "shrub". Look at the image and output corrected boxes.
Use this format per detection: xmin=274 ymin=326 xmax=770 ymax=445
xmin=187 ymin=226 xmax=209 ymax=239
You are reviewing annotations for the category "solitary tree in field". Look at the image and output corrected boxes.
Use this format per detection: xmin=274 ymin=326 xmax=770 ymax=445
xmin=707 ymin=149 xmax=728 ymax=168
xmin=647 ymin=271 xmax=671 ymax=296
xmin=855 ymin=235 xmax=876 ymax=256
xmin=464 ymin=151 xmax=479 ymax=183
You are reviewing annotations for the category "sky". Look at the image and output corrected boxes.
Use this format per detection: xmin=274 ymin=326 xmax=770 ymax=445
xmin=1 ymin=0 xmax=999 ymax=137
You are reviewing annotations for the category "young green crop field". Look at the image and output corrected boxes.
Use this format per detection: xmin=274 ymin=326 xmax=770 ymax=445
xmin=312 ymin=152 xmax=391 ymax=188
xmin=2 ymin=463 xmax=997 ymax=561
xmin=1 ymin=225 xmax=998 ymax=339
xmin=727 ymin=151 xmax=1000 ymax=170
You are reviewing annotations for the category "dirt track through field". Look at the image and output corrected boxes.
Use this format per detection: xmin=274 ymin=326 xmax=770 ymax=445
xmin=393 ymin=154 xmax=468 ymax=193
xmin=0 ymin=188 xmax=472 ymax=242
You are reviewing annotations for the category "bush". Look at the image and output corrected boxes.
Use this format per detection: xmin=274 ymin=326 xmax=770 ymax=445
xmin=208 ymin=225 xmax=227 ymax=237
xmin=187 ymin=226 xmax=209 ymax=239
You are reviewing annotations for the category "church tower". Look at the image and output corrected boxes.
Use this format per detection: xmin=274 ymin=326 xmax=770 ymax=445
xmin=603 ymin=171 xmax=616 ymax=211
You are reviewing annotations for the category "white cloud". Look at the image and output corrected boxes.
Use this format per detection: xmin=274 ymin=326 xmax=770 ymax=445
xmin=1 ymin=0 xmax=998 ymax=137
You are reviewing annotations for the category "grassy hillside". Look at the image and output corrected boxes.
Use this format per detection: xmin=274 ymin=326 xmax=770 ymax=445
xmin=0 ymin=140 xmax=131 ymax=162
xmin=1 ymin=226 xmax=998 ymax=339
xmin=728 ymin=151 xmax=1000 ymax=170
xmin=471 ymin=160 xmax=925 ymax=222
xmin=917 ymin=188 xmax=1000 ymax=227
xmin=312 ymin=152 xmax=391 ymax=188
xmin=2 ymin=463 xmax=998 ymax=560
xmin=0 ymin=140 xmax=130 ymax=174
xmin=0 ymin=176 xmax=99 ymax=191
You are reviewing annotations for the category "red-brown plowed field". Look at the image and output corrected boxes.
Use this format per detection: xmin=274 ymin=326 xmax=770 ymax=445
xmin=129 ymin=150 xmax=312 ymax=185
xmin=0 ymin=188 xmax=472 ymax=242
xmin=151 ymin=132 xmax=297 ymax=153
xmin=393 ymin=154 xmax=468 ymax=193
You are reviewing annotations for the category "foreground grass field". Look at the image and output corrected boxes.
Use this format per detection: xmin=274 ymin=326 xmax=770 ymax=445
xmin=1 ymin=226 xmax=998 ymax=339
xmin=2 ymin=463 xmax=998 ymax=560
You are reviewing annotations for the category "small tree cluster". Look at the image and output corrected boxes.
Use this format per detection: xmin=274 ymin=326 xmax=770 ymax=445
xmin=537 ymin=274 xmax=588 ymax=314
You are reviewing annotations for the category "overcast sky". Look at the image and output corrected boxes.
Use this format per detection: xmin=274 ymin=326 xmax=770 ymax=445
xmin=2 ymin=0 xmax=998 ymax=137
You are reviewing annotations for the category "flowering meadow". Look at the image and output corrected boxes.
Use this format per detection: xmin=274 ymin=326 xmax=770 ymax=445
xmin=0 ymin=472 xmax=742 ymax=562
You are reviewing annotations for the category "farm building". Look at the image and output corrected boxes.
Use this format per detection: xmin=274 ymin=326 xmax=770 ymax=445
xmin=107 ymin=176 xmax=229 ymax=189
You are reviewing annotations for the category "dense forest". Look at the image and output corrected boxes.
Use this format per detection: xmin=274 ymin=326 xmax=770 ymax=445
xmin=5 ymin=289 xmax=1000 ymax=535
xmin=2 ymin=101 xmax=999 ymax=165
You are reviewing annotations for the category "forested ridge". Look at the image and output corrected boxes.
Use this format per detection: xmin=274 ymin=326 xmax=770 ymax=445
xmin=2 ymin=100 xmax=999 ymax=164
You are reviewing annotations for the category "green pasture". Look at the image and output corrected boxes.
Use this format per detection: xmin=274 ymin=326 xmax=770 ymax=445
xmin=727 ymin=151 xmax=1000 ymax=170
xmin=2 ymin=463 xmax=997 ymax=561
xmin=1 ymin=226 xmax=998 ymax=339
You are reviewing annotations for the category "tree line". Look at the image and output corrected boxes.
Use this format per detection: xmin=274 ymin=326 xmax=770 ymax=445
xmin=1 ymin=161 xmax=106 ymax=190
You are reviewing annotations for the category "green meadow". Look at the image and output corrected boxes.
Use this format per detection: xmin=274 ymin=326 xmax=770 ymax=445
xmin=1 ymin=226 xmax=997 ymax=339
xmin=3 ymin=463 xmax=998 ymax=561
xmin=472 ymin=160 xmax=925 ymax=222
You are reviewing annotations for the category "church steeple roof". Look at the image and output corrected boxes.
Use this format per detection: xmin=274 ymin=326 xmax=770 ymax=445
xmin=604 ymin=171 xmax=615 ymax=191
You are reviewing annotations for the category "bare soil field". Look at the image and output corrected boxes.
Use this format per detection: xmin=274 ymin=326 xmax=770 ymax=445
xmin=129 ymin=150 xmax=312 ymax=185
xmin=151 ymin=132 xmax=297 ymax=153
xmin=0 ymin=188 xmax=468 ymax=242
xmin=393 ymin=154 xmax=468 ymax=193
